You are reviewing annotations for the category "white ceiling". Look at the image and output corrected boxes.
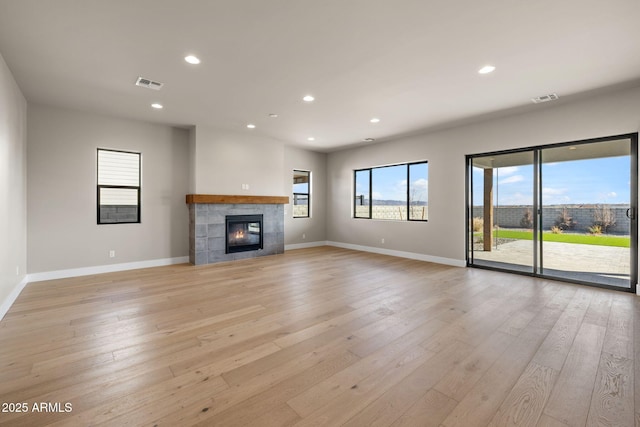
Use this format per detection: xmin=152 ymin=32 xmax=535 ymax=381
xmin=1 ymin=0 xmax=639 ymax=152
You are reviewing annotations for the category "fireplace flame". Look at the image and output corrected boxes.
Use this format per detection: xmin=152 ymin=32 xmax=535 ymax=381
xmin=235 ymin=230 xmax=244 ymax=239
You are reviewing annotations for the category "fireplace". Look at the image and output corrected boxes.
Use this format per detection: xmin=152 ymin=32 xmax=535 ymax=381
xmin=226 ymin=214 xmax=263 ymax=254
xmin=187 ymin=195 xmax=286 ymax=265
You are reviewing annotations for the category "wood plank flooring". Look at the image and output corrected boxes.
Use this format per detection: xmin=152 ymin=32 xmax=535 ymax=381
xmin=0 ymin=246 xmax=638 ymax=426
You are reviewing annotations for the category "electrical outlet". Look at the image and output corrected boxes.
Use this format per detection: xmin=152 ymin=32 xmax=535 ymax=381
xmin=302 ymin=233 xmax=306 ymax=239
xmin=381 ymin=238 xmax=385 ymax=244
xmin=16 ymin=265 xmax=19 ymax=276
xmin=109 ymin=250 xmax=115 ymax=258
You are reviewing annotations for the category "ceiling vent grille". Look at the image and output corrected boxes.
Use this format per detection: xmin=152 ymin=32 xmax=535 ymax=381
xmin=135 ymin=76 xmax=164 ymax=90
xmin=531 ymin=93 xmax=559 ymax=104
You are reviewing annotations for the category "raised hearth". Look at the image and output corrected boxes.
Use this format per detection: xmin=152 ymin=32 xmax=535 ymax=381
xmin=187 ymin=194 xmax=287 ymax=265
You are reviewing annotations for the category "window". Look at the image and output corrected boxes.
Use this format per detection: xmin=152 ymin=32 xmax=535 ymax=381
xmin=354 ymin=161 xmax=428 ymax=221
xmin=354 ymin=169 xmax=371 ymax=218
xmin=293 ymin=170 xmax=310 ymax=218
xmin=97 ymin=148 xmax=141 ymax=224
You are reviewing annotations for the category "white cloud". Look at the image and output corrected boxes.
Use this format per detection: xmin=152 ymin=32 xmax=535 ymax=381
xmin=542 ymin=187 xmax=567 ymax=196
xmin=412 ymin=178 xmax=428 ymax=191
xmin=409 ymin=178 xmax=428 ymax=203
xmin=387 ymin=180 xmax=408 ymax=200
xmin=499 ymin=192 xmax=531 ymax=205
xmin=498 ymin=166 xmax=519 ymax=176
xmin=499 ymin=175 xmax=524 ymax=185
xmin=594 ymin=191 xmax=619 ymax=202
xmin=542 ymin=187 xmax=571 ymax=204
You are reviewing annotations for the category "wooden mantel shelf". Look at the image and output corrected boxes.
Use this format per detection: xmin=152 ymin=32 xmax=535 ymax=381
xmin=186 ymin=194 xmax=289 ymax=204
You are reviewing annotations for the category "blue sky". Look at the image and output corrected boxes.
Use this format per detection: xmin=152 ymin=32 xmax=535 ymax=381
xmin=472 ymin=155 xmax=630 ymax=206
xmin=293 ymin=182 xmax=308 ymax=193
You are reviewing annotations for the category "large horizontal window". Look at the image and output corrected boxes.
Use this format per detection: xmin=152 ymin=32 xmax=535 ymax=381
xmin=97 ymin=148 xmax=141 ymax=224
xmin=354 ymin=161 xmax=428 ymax=221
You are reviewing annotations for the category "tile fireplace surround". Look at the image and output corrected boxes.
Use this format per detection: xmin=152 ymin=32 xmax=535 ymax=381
xmin=187 ymin=195 xmax=288 ymax=265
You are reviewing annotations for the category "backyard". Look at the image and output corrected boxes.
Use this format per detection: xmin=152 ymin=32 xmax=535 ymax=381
xmin=475 ymin=229 xmax=630 ymax=248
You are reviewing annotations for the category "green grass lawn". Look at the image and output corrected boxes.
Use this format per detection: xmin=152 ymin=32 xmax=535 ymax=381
xmin=477 ymin=229 xmax=630 ymax=248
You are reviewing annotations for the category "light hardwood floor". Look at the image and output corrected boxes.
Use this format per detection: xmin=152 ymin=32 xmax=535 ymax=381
xmin=0 ymin=247 xmax=637 ymax=426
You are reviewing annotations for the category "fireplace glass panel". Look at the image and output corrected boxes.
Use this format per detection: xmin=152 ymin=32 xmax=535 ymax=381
xmin=226 ymin=215 xmax=263 ymax=253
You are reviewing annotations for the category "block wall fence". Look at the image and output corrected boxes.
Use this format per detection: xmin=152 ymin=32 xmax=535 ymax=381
xmin=471 ymin=205 xmax=630 ymax=234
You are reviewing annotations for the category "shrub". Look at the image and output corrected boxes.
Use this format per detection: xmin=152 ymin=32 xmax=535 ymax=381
xmin=550 ymin=225 xmax=563 ymax=234
xmin=593 ymin=204 xmax=616 ymax=233
xmin=555 ymin=208 xmax=576 ymax=230
xmin=588 ymin=224 xmax=603 ymax=235
xmin=520 ymin=208 xmax=533 ymax=229
xmin=472 ymin=217 xmax=483 ymax=232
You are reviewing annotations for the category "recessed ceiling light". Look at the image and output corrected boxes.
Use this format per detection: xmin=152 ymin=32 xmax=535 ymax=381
xmin=303 ymin=95 xmax=315 ymax=102
xmin=568 ymin=146 xmax=577 ymax=150
xmin=370 ymin=118 xmax=380 ymax=123
xmin=184 ymin=55 xmax=201 ymax=65
xmin=307 ymin=137 xmax=315 ymax=141
xmin=151 ymin=103 xmax=163 ymax=109
xmin=363 ymin=138 xmax=375 ymax=142
xmin=478 ymin=65 xmax=496 ymax=74
xmin=247 ymin=124 xmax=256 ymax=129
xmin=269 ymin=113 xmax=279 ymax=118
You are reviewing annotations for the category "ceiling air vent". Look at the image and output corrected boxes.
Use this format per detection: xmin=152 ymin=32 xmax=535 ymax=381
xmin=135 ymin=76 xmax=164 ymax=90
xmin=531 ymin=93 xmax=559 ymax=104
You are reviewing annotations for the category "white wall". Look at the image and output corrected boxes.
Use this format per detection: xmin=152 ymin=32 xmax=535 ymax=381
xmin=327 ymin=85 xmax=640 ymax=264
xmin=191 ymin=126 xmax=328 ymax=246
xmin=284 ymin=146 xmax=327 ymax=246
xmin=192 ymin=125 xmax=286 ymax=196
xmin=188 ymin=125 xmax=197 ymax=193
xmin=0 ymin=53 xmax=27 ymax=317
xmin=27 ymin=105 xmax=190 ymax=274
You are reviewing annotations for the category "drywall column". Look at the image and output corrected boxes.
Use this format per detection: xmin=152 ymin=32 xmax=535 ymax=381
xmin=483 ymin=168 xmax=493 ymax=251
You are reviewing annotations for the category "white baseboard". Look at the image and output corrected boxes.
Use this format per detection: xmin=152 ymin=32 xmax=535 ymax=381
xmin=0 ymin=276 xmax=29 ymax=321
xmin=27 ymin=256 xmax=190 ymax=283
xmin=285 ymin=241 xmax=329 ymax=251
xmin=326 ymin=241 xmax=466 ymax=267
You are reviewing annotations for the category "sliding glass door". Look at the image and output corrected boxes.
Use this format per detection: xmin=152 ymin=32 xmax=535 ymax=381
xmin=539 ymin=139 xmax=635 ymax=287
xmin=469 ymin=151 xmax=536 ymax=274
xmin=467 ymin=134 xmax=638 ymax=291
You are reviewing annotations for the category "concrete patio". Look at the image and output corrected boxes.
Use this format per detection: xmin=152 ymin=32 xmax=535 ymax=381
xmin=472 ymin=239 xmax=631 ymax=288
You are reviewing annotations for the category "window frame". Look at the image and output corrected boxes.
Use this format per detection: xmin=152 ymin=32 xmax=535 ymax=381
xmin=353 ymin=160 xmax=428 ymax=222
xmin=354 ymin=169 xmax=372 ymax=219
xmin=293 ymin=169 xmax=311 ymax=218
xmin=97 ymin=148 xmax=141 ymax=225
